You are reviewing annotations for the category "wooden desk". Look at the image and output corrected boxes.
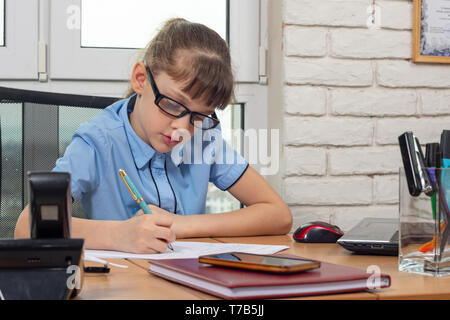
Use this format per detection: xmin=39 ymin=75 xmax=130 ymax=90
xmin=78 ymin=235 xmax=450 ymax=300
xmin=78 ymin=238 xmax=220 ymax=300
xmin=213 ymin=235 xmax=377 ymax=300
xmin=214 ymin=235 xmax=450 ymax=300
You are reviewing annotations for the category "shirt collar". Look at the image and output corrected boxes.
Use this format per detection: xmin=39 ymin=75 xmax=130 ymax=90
xmin=122 ymin=94 xmax=183 ymax=169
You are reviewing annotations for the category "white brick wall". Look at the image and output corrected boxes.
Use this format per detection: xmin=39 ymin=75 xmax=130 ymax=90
xmin=285 ymin=58 xmax=373 ymax=86
xmin=421 ymin=91 xmax=450 ymax=115
xmin=330 ymin=88 xmax=416 ymax=116
xmin=281 ymin=0 xmax=450 ymax=233
xmin=284 ymin=176 xmax=372 ymax=206
xmin=328 ymin=147 xmax=401 ymax=175
xmin=285 ymin=117 xmax=374 ymax=146
xmin=284 ymin=86 xmax=326 ymax=115
xmin=284 ymin=0 xmax=369 ymax=27
xmin=376 ymin=117 xmax=450 ymax=145
xmin=378 ymin=61 xmax=450 ymax=87
xmin=378 ymin=0 xmax=413 ymax=30
xmin=374 ymin=175 xmax=399 ymax=204
xmin=330 ymin=29 xmax=411 ymax=59
xmin=284 ymin=147 xmax=327 ymax=176
xmin=285 ymin=26 xmax=327 ymax=57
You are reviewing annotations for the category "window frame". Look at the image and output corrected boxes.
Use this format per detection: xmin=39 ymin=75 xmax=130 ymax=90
xmin=234 ymin=83 xmax=268 ymax=174
xmin=0 ymin=0 xmax=38 ymax=79
xmin=0 ymin=0 xmax=4 ymax=47
xmin=49 ymin=0 xmax=260 ymax=82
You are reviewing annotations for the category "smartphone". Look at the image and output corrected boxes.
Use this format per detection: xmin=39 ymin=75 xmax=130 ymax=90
xmin=198 ymin=252 xmax=321 ymax=274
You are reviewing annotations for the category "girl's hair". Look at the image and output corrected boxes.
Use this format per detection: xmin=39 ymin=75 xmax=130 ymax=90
xmin=125 ymin=18 xmax=234 ymax=109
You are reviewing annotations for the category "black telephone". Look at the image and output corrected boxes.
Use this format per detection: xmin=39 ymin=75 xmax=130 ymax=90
xmin=0 ymin=172 xmax=84 ymax=300
xmin=28 ymin=171 xmax=72 ymax=239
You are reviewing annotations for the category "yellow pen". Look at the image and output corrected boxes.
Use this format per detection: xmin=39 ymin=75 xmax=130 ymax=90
xmin=119 ymin=169 xmax=174 ymax=251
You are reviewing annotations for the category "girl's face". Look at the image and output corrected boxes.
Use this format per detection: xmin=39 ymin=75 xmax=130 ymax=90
xmin=130 ymin=62 xmax=216 ymax=154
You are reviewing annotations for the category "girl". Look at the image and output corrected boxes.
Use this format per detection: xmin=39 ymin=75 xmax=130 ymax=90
xmin=14 ymin=18 xmax=292 ymax=253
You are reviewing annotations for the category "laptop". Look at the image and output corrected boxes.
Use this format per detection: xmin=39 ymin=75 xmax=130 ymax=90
xmin=337 ymin=218 xmax=399 ymax=256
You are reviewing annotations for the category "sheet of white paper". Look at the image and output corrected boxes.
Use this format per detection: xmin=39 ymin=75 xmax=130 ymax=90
xmin=84 ymin=241 xmax=289 ymax=260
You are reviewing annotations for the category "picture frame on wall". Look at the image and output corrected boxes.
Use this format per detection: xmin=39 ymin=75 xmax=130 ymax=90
xmin=413 ymin=0 xmax=450 ymax=63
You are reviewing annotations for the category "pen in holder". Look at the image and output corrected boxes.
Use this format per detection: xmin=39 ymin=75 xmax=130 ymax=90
xmin=399 ymin=167 xmax=450 ymax=277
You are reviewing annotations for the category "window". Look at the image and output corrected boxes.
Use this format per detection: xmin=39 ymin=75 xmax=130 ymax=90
xmin=50 ymin=0 xmax=259 ymax=82
xmin=81 ymin=0 xmax=227 ymax=49
xmin=0 ymin=0 xmax=4 ymax=47
xmin=0 ymin=0 xmax=38 ymax=78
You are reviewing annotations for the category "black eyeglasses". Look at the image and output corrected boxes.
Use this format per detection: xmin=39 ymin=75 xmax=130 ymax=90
xmin=144 ymin=62 xmax=220 ymax=130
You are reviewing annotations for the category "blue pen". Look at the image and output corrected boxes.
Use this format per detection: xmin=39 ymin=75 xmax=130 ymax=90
xmin=119 ymin=169 xmax=174 ymax=251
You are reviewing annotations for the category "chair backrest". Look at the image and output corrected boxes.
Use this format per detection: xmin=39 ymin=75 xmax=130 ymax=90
xmin=0 ymin=86 xmax=120 ymax=238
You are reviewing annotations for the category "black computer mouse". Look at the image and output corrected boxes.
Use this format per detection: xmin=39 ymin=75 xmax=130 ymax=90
xmin=293 ymin=221 xmax=344 ymax=243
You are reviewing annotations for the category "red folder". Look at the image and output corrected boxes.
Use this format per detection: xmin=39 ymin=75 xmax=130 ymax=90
xmin=148 ymin=255 xmax=391 ymax=300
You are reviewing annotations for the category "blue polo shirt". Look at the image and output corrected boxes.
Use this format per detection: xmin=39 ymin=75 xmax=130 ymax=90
xmin=53 ymin=94 xmax=249 ymax=220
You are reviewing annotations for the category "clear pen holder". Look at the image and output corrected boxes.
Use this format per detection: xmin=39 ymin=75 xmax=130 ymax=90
xmin=399 ymin=167 xmax=450 ymax=277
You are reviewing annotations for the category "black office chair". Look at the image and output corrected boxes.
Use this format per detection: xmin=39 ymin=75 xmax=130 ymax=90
xmin=0 ymin=86 xmax=120 ymax=238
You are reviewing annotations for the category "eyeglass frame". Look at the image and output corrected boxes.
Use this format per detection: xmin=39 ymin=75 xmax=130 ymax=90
xmin=143 ymin=61 xmax=220 ymax=130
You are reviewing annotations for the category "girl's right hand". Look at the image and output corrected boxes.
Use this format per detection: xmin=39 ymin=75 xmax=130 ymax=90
xmin=112 ymin=213 xmax=175 ymax=254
